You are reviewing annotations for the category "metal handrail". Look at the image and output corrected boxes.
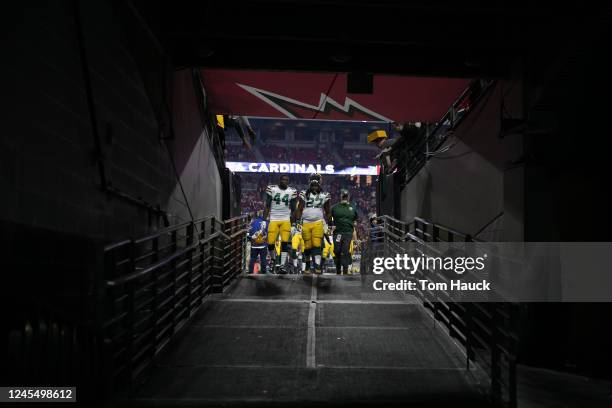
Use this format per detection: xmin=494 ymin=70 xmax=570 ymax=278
xmin=364 ymin=215 xmax=518 ymax=408
xmin=228 ymin=228 xmax=248 ymax=239
xmin=104 ymin=238 xmax=132 ymax=252
xmin=414 ymin=217 xmax=475 ymax=241
xmin=224 ymin=214 xmax=248 ymax=224
xmin=104 ymin=216 xmax=216 ymax=251
xmin=102 ymin=213 xmax=248 ymax=395
xmin=106 ymin=231 xmax=225 ymax=287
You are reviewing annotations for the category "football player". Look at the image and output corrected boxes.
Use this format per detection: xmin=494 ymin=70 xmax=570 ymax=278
xmin=264 ymin=174 xmax=298 ymax=274
xmin=290 ymin=224 xmax=305 ymax=274
xmin=321 ymin=224 xmax=335 ymax=273
xmin=331 ymin=188 xmax=359 ymax=275
xmin=295 ymin=173 xmax=332 ymax=274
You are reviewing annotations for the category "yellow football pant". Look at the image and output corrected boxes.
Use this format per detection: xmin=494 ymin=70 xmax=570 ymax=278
xmin=267 ymin=220 xmax=292 ymax=245
xmin=292 ymin=233 xmax=304 ymax=252
xmin=323 ymin=241 xmax=334 ymax=259
xmin=302 ymin=220 xmax=324 ymax=250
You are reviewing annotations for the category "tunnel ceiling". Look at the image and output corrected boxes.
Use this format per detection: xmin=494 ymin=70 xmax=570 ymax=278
xmin=200 ymin=69 xmax=469 ymax=123
xmin=132 ymin=1 xmax=600 ymax=78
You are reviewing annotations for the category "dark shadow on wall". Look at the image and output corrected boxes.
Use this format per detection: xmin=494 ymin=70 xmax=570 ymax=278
xmin=419 ymin=170 xmax=433 ymax=221
xmin=2 ymin=2 xmax=224 ymax=404
xmin=111 ymin=1 xmax=223 ymax=224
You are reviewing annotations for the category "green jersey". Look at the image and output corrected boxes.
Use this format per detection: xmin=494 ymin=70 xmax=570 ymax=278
xmin=331 ymin=202 xmax=358 ymax=234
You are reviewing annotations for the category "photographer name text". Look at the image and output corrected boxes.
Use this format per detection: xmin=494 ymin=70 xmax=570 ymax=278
xmin=371 ymin=254 xmax=491 ymax=292
xmin=373 ymin=279 xmax=490 ymax=291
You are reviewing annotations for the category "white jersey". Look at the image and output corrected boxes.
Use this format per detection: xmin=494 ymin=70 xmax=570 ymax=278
xmin=265 ymin=185 xmax=298 ymax=221
xmin=299 ymin=190 xmax=330 ymax=223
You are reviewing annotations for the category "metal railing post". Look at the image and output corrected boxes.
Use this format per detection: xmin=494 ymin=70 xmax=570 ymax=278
xmin=186 ymin=223 xmax=194 ymax=246
xmin=101 ymin=215 xmax=230 ymax=395
xmin=151 ymin=236 xmax=159 ymax=361
xmin=126 ymin=279 xmax=135 ymax=397
xmin=508 ymin=351 xmax=517 ymax=408
xmin=491 ymin=304 xmax=502 ymax=405
xmin=465 ymin=303 xmax=472 ymax=371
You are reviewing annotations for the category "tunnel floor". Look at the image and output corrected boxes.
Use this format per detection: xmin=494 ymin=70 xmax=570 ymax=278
xmin=127 ymin=274 xmax=490 ymax=407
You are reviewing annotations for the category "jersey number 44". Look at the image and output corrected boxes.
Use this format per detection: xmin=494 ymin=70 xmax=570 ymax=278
xmin=273 ymin=193 xmax=291 ymax=206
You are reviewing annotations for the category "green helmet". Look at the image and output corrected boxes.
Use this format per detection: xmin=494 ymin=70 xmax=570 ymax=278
xmin=309 ymin=172 xmax=322 ymax=185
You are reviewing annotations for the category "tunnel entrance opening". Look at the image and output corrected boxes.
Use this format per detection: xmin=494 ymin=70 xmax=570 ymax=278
xmin=89 ymin=65 xmax=501 ymax=407
xmin=109 ymin=71 xmax=501 ymax=407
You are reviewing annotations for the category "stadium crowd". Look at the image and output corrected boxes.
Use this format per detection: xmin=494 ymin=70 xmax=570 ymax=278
xmin=224 ymin=144 xmax=257 ymax=161
xmin=226 ymin=143 xmax=376 ymax=166
xmin=263 ymin=145 xmax=373 ymax=165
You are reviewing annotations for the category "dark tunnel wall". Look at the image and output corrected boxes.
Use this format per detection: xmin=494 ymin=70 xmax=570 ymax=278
xmin=517 ymin=32 xmax=612 ymax=379
xmin=1 ymin=0 xmax=223 ymax=365
xmin=399 ymin=32 xmax=612 ymax=378
xmin=2 ymin=0 xmax=221 ymax=244
xmin=400 ymin=80 xmax=523 ymax=241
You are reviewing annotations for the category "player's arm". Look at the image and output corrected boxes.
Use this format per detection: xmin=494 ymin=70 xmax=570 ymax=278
xmin=323 ymin=199 xmax=332 ymax=225
xmin=289 ymin=189 xmax=300 ymax=224
xmin=294 ymin=196 xmax=305 ymax=221
xmin=289 ymin=194 xmax=298 ymax=224
xmin=328 ymin=204 xmax=336 ymax=233
xmin=263 ymin=194 xmax=272 ymax=221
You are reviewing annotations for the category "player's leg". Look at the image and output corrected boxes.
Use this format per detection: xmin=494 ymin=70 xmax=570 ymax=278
xmin=297 ymin=250 xmax=303 ymax=273
xmin=302 ymin=222 xmax=313 ymax=274
xmin=311 ymin=220 xmax=324 ymax=274
xmin=291 ymin=235 xmax=302 ymax=273
xmin=259 ymin=246 xmax=268 ymax=274
xmin=333 ymin=233 xmax=343 ymax=275
xmin=279 ymin=220 xmax=292 ymax=273
xmin=248 ymin=245 xmax=258 ymax=274
xmin=341 ymin=234 xmax=352 ymax=275
xmin=267 ymin=221 xmax=280 ymax=258
xmin=275 ymin=238 xmax=282 ymax=272
xmin=290 ymin=249 xmax=300 ymax=273
xmin=302 ymin=249 xmax=311 ymax=273
xmin=321 ymin=242 xmax=328 ymax=273
xmin=347 ymin=240 xmax=355 ymax=274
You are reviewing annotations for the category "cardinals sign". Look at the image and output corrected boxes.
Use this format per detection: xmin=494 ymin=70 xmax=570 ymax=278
xmin=200 ymin=69 xmax=470 ymax=123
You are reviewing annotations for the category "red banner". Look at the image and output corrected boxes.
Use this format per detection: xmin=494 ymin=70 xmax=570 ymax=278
xmin=201 ymin=69 xmax=470 ymax=123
